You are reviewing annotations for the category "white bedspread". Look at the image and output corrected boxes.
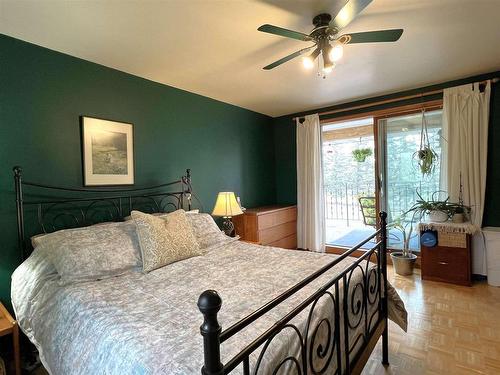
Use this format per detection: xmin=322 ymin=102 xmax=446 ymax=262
xmin=12 ymin=239 xmax=407 ymax=375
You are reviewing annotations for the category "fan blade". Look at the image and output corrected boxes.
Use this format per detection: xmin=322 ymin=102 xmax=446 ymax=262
xmin=263 ymin=46 xmax=314 ymax=70
xmin=329 ymin=0 xmax=373 ymax=32
xmin=337 ymin=29 xmax=404 ymax=44
xmin=258 ymin=24 xmax=312 ymax=41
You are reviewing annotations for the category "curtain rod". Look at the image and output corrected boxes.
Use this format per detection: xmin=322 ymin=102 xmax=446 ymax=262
xmin=294 ymin=78 xmax=499 ymax=121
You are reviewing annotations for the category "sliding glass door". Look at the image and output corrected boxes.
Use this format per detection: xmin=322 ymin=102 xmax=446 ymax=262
xmin=321 ymin=107 xmax=444 ymax=251
xmin=378 ymin=109 xmax=444 ymax=250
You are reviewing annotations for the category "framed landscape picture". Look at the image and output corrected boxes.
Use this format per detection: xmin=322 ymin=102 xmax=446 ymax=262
xmin=81 ymin=116 xmax=134 ymax=186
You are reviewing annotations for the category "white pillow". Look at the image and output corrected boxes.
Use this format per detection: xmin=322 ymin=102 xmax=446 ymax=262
xmin=186 ymin=213 xmax=230 ymax=249
xmin=31 ymin=221 xmax=117 ymax=248
xmin=41 ymin=221 xmax=142 ymax=283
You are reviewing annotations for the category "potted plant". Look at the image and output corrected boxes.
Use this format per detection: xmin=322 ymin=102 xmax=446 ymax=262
xmin=414 ymin=147 xmax=438 ymax=175
xmin=449 ymin=173 xmax=471 ymax=223
xmin=352 ymin=148 xmax=372 ymax=162
xmin=389 ymin=214 xmax=418 ymax=276
xmin=452 ymin=205 xmax=465 ymax=223
xmin=406 ymin=191 xmax=471 ymax=223
xmin=413 ymin=110 xmax=438 ymax=176
xmin=449 ymin=204 xmax=471 ymax=223
xmin=405 ymin=191 xmax=451 ymax=222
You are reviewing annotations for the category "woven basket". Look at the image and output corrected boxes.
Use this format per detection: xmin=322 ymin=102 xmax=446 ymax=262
xmin=439 ymin=232 xmax=467 ymax=248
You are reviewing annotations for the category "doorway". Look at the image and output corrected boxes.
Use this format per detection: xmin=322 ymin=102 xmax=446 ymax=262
xmin=322 ymin=117 xmax=377 ymax=249
xmin=322 ymin=105 xmax=444 ymax=252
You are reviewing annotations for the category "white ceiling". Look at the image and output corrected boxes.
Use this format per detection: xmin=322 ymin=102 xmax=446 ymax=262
xmin=1 ymin=0 xmax=500 ymax=117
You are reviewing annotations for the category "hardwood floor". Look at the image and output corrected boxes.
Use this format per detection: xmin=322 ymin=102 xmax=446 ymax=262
xmin=31 ymin=266 xmax=500 ymax=375
xmin=363 ymin=267 xmax=500 ymax=374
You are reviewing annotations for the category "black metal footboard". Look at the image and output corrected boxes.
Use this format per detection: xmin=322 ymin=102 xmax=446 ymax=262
xmin=198 ymin=212 xmax=389 ymax=375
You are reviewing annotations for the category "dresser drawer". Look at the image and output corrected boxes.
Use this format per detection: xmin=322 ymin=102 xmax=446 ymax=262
xmin=257 ymin=207 xmax=297 ymax=230
xmin=268 ymin=233 xmax=297 ymax=249
xmin=258 ymin=221 xmax=297 ymax=245
xmin=421 ymin=245 xmax=471 ymax=286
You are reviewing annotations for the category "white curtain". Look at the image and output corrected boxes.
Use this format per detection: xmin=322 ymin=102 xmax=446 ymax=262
xmin=443 ymin=81 xmax=491 ymax=274
xmin=296 ymin=114 xmax=325 ymax=252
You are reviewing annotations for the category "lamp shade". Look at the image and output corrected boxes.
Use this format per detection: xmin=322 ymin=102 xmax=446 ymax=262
xmin=212 ymin=192 xmax=243 ymax=217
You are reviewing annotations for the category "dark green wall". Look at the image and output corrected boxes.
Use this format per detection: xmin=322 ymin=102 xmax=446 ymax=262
xmin=484 ymin=83 xmax=500 ymax=226
xmin=272 ymin=77 xmax=500 ymax=227
xmin=0 ymin=34 xmax=276 ymax=306
xmin=273 ymin=115 xmax=297 ymax=205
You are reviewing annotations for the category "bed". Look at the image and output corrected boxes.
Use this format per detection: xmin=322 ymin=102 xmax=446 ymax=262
xmin=11 ymin=167 xmax=407 ymax=375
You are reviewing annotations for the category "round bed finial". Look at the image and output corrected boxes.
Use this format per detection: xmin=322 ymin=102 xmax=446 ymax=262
xmin=198 ymin=290 xmax=222 ymax=314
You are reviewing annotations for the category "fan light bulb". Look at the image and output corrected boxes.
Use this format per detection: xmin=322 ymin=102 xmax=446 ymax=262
xmin=323 ymin=66 xmax=333 ymax=74
xmin=329 ymin=44 xmax=344 ymax=62
xmin=302 ymin=56 xmax=314 ymax=69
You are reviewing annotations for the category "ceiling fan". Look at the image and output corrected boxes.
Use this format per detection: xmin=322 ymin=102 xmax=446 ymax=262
xmin=257 ymin=0 xmax=403 ymax=74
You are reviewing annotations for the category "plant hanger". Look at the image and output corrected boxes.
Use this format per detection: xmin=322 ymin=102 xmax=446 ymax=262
xmin=413 ymin=109 xmax=438 ymax=176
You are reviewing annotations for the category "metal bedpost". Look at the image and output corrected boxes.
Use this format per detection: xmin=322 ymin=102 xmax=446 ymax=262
xmin=186 ymin=169 xmax=192 ymax=211
xmin=198 ymin=290 xmax=224 ymax=375
xmin=182 ymin=168 xmax=192 ymax=211
xmin=380 ymin=211 xmax=389 ymax=366
xmin=13 ymin=166 xmax=26 ymax=261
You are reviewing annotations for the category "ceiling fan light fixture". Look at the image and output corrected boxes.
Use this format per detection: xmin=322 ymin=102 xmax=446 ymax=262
xmin=302 ymin=56 xmax=314 ymax=69
xmin=322 ymin=64 xmax=334 ymax=74
xmin=302 ymin=47 xmax=321 ymax=70
xmin=257 ymin=0 xmax=404 ymax=73
xmin=322 ymin=46 xmax=334 ymax=71
xmin=329 ymin=43 xmax=344 ymax=62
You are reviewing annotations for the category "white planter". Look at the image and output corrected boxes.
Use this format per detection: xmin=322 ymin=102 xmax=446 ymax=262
xmin=428 ymin=210 xmax=448 ymax=222
xmin=390 ymin=252 xmax=417 ymax=276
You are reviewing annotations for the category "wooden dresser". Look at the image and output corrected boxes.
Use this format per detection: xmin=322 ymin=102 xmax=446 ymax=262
xmin=420 ymin=231 xmax=472 ymax=286
xmin=233 ymin=205 xmax=297 ymax=249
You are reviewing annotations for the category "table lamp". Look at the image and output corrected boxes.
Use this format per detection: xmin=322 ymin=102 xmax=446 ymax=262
xmin=212 ymin=192 xmax=243 ymax=236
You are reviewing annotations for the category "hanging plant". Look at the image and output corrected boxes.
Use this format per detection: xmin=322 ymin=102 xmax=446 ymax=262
xmin=415 ymin=147 xmax=438 ymax=175
xmin=352 ymin=148 xmax=372 ymax=162
xmin=413 ymin=109 xmax=438 ymax=176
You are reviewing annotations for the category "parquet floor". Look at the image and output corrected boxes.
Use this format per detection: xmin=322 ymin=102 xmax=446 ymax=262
xmin=363 ymin=267 xmax=500 ymax=375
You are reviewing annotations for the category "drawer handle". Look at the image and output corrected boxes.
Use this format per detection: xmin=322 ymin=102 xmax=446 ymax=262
xmin=437 ymin=261 xmax=449 ymax=265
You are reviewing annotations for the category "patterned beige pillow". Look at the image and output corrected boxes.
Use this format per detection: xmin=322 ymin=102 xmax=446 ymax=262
xmin=186 ymin=213 xmax=229 ymax=249
xmin=131 ymin=209 xmax=201 ymax=272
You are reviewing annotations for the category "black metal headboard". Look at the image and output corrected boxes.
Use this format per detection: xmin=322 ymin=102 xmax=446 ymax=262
xmin=13 ymin=166 xmax=194 ymax=260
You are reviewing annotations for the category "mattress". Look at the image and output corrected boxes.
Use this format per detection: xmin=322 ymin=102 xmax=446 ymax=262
xmin=11 ymin=238 xmax=407 ymax=375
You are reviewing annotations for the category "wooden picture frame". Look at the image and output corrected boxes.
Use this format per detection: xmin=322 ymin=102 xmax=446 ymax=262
xmin=81 ymin=116 xmax=134 ymax=186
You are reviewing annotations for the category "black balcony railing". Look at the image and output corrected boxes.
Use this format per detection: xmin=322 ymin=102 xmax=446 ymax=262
xmin=324 ymin=183 xmax=373 ymax=225
xmin=324 ymin=181 xmax=440 ymax=224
